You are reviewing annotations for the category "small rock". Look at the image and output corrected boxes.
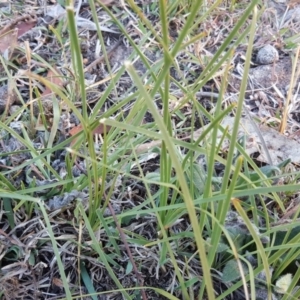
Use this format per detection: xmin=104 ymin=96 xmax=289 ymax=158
xmin=32 ymin=96 xmax=54 ymax=116
xmin=9 ymin=121 xmax=23 ymax=132
xmin=103 ymin=203 xmax=121 ymax=216
xmin=255 ymin=288 xmax=277 ymax=300
xmin=47 ymin=190 xmax=88 ymax=211
xmin=0 ymin=85 xmax=18 ymax=113
xmin=9 ymin=105 xmax=21 ymax=115
xmin=256 ymin=44 xmax=279 ymax=65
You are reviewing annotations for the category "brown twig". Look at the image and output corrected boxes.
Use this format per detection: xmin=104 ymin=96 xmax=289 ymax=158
xmin=105 ymin=193 xmax=147 ymax=300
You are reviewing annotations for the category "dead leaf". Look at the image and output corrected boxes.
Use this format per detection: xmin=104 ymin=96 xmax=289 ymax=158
xmin=46 ymin=3 xmax=66 ymax=19
xmin=193 ymin=116 xmax=300 ymax=166
xmin=92 ymin=123 xmax=111 ymax=135
xmin=70 ymin=123 xmax=111 ymax=136
xmin=42 ymin=68 xmax=64 ymax=97
xmin=52 ymin=277 xmax=63 ymax=287
xmin=0 ymin=13 xmax=37 ymax=39
xmin=45 ymin=4 xmax=118 ymax=33
xmin=0 ymin=28 xmax=17 ymax=55
xmin=75 ymin=16 xmax=119 ymax=33
xmin=0 ymin=14 xmax=37 ymax=57
xmin=69 ymin=124 xmax=84 ymax=137
xmin=69 ymin=123 xmax=112 ymax=147
xmin=16 ymin=20 xmax=36 ymax=38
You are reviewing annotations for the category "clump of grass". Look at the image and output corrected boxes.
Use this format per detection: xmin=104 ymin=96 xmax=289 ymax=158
xmin=1 ymin=0 xmax=300 ymax=299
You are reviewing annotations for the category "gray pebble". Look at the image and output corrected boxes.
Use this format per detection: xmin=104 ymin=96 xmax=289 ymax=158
xmin=0 ymin=85 xmax=18 ymax=113
xmin=47 ymin=190 xmax=88 ymax=211
xmin=256 ymin=45 xmax=279 ymax=65
xmin=255 ymin=288 xmax=277 ymax=300
xmin=9 ymin=105 xmax=21 ymax=115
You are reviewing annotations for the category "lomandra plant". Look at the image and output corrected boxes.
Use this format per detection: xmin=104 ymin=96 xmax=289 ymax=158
xmin=55 ymin=0 xmax=300 ymax=298
xmin=2 ymin=0 xmax=300 ymax=299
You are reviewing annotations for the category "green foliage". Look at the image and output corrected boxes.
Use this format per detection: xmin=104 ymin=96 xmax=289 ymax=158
xmin=1 ymin=0 xmax=300 ymax=299
xmin=222 ymin=260 xmax=248 ymax=283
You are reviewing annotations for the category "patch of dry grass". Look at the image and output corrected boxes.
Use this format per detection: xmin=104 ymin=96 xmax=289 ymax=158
xmin=1 ymin=0 xmax=300 ymax=299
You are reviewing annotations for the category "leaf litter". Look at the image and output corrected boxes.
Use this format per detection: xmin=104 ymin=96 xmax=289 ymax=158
xmin=1 ymin=1 xmax=300 ymax=299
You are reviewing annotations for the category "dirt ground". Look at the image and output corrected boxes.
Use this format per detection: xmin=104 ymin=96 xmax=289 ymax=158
xmin=1 ymin=0 xmax=300 ymax=299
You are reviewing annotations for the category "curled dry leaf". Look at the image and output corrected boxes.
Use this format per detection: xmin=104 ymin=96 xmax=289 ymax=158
xmin=0 ymin=14 xmax=37 ymax=56
xmin=191 ymin=116 xmax=300 ymax=165
xmin=69 ymin=123 xmax=111 ymax=136
xmin=69 ymin=123 xmax=112 ymax=147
